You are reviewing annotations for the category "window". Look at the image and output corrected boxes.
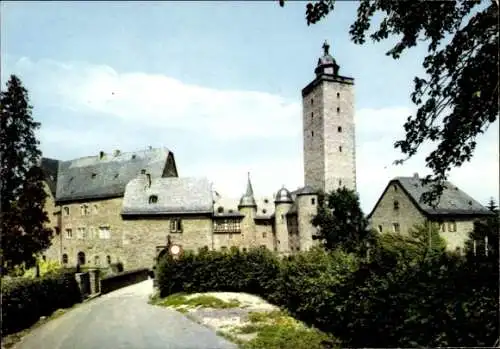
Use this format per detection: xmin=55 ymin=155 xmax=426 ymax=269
xmin=221 ymin=246 xmax=228 ymax=252
xmin=106 ymin=255 xmax=112 ymax=265
xmin=80 ymin=205 xmax=89 ymax=216
xmin=262 ymin=232 xmax=267 ymax=238
xmin=311 ymin=112 xmax=314 ymax=119
xmin=64 ymin=207 xmax=70 ymax=216
xmin=170 ymin=218 xmax=182 ymax=233
xmin=337 ymin=126 xmax=342 ymax=132
xmin=311 ymin=198 xmax=316 ymax=205
xmin=336 ymin=107 xmax=340 ymax=113
xmin=99 ymin=226 xmax=111 ymax=239
xmin=260 ymin=245 xmax=266 ymax=250
xmin=338 ymin=179 xmax=342 ymax=186
xmin=339 ymin=146 xmax=342 ymax=152
xmin=393 ymin=185 xmax=398 ymax=192
xmin=62 ymin=254 xmax=68 ymax=264
xmin=149 ymin=195 xmax=158 ymax=204
xmin=91 ymin=173 xmax=97 ymax=179
xmin=65 ymin=228 xmax=73 ymax=239
xmin=311 ymin=130 xmax=314 ymax=137
xmin=393 ymin=200 xmax=400 ymax=210
xmin=77 ymin=252 xmax=86 ymax=265
xmin=441 ymin=223 xmax=446 ymax=232
xmin=448 ymin=221 xmax=457 ymax=232
xmin=77 ymin=227 xmax=86 ymax=239
xmin=378 ymin=225 xmax=383 ymax=233
xmin=262 ymin=209 xmax=267 ymax=214
xmin=392 ymin=223 xmax=400 ymax=233
xmin=114 ymin=173 xmax=119 ymax=179
xmin=311 ymin=98 xmax=314 ymax=105
xmin=336 ymin=92 xmax=340 ymax=98
xmin=94 ymin=255 xmax=100 ymax=266
xmin=217 ymin=206 xmax=224 ymax=213
xmin=264 ymin=198 xmax=269 ymax=204
xmin=42 ymin=255 xmax=47 ymax=261
xmin=214 ymin=219 xmax=241 ymax=233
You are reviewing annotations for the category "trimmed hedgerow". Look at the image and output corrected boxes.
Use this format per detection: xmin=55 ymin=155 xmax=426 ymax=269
xmin=156 ymin=241 xmax=499 ymax=348
xmin=1 ymin=271 xmax=82 ymax=335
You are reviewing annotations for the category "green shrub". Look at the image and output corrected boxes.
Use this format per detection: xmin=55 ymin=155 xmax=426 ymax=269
xmin=1 ymin=271 xmax=81 ymax=335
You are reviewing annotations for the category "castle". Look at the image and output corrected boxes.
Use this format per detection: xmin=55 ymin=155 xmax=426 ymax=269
xmin=41 ymin=41 xmax=358 ymax=269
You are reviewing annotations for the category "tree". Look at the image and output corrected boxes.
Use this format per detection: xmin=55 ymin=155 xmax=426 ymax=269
xmin=0 ymin=75 xmax=52 ymax=275
xmin=280 ymin=0 xmax=499 ymax=205
xmin=311 ymin=187 xmax=376 ymax=254
xmin=465 ymin=198 xmax=499 ymax=258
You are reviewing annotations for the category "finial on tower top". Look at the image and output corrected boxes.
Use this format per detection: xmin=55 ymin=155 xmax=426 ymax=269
xmin=322 ymin=40 xmax=330 ymax=55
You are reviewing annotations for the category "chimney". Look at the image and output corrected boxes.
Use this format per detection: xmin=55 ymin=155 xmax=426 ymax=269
xmin=113 ymin=149 xmax=121 ymax=157
xmin=413 ymin=172 xmax=419 ymax=180
xmin=99 ymin=151 xmax=105 ymax=159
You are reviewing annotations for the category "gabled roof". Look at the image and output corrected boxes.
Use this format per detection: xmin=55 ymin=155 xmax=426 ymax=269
xmin=55 ymin=148 xmax=176 ymax=203
xmin=122 ymin=176 xmax=213 ymax=215
xmin=368 ymin=175 xmax=493 ymax=218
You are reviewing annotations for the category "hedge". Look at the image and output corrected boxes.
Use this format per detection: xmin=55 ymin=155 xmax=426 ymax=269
xmin=1 ymin=270 xmax=82 ymax=335
xmin=100 ymin=268 xmax=149 ymax=294
xmin=156 ymin=246 xmax=499 ymax=347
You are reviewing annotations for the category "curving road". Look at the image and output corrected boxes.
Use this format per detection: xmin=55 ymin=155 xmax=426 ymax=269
xmin=14 ymin=279 xmax=237 ymax=349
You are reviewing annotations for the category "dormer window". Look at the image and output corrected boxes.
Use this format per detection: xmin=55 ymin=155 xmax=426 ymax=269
xmin=91 ymin=173 xmax=97 ymax=179
xmin=217 ymin=206 xmax=224 ymax=213
xmin=264 ymin=198 xmax=269 ymax=204
xmin=131 ymin=154 xmax=137 ymax=160
xmin=393 ymin=200 xmax=400 ymax=210
xmin=149 ymin=195 xmax=158 ymax=204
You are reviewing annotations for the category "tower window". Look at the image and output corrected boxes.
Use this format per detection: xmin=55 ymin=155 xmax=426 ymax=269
xmin=311 ymin=98 xmax=314 ymax=105
xmin=339 ymin=146 xmax=342 ymax=152
xmin=392 ymin=223 xmax=400 ymax=233
xmin=311 ymin=131 xmax=314 ymax=137
xmin=338 ymin=179 xmax=342 ymax=186
xmin=337 ymin=92 xmax=340 ymax=98
xmin=338 ymin=126 xmax=342 ymax=132
xmin=149 ymin=195 xmax=158 ymax=204
xmin=311 ymin=112 xmax=313 ymax=119
xmin=337 ymin=107 xmax=340 ymax=113
xmin=393 ymin=200 xmax=400 ymax=210
xmin=378 ymin=225 xmax=383 ymax=233
xmin=311 ymin=198 xmax=316 ymax=205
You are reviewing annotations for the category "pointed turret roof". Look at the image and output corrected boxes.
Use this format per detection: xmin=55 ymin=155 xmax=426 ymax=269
xmin=238 ymin=172 xmax=257 ymax=208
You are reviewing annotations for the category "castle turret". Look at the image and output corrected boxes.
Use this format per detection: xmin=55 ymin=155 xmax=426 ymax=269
xmin=296 ymin=185 xmax=319 ymax=251
xmin=238 ymin=173 xmax=258 ymax=247
xmin=274 ymin=186 xmax=293 ymax=254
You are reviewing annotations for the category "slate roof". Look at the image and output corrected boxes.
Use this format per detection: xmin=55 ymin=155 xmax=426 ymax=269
xmin=370 ymin=175 xmax=493 ymax=217
xmin=55 ymin=148 xmax=173 ymax=203
xmin=122 ymin=176 xmax=213 ymax=215
xmin=40 ymin=157 xmax=60 ymax=197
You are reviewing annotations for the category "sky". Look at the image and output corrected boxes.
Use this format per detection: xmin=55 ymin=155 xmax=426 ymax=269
xmin=1 ymin=1 xmax=498 ymax=213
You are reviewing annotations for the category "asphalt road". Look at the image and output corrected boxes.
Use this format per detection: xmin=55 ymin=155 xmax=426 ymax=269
xmin=14 ymin=279 xmax=238 ymax=349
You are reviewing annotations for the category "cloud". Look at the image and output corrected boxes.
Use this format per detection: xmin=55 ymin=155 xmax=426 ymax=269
xmin=4 ymin=57 xmax=498 ymax=213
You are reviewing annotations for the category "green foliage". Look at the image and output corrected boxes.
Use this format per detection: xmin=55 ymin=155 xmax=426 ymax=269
xmin=21 ymin=258 xmax=64 ymax=278
xmin=465 ymin=198 xmax=499 ymax=258
xmin=291 ymin=0 xmax=499 ymax=206
xmin=311 ymin=188 xmax=376 ymax=254
xmin=0 ymin=75 xmax=53 ymax=274
xmin=156 ymin=240 xmax=497 ymax=347
xmin=1 ymin=271 xmax=82 ymax=335
xmin=157 ymin=248 xmax=281 ymax=299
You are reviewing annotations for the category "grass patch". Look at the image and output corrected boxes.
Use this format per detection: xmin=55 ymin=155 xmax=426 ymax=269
xmin=150 ymin=293 xmax=241 ymax=310
xmin=241 ymin=323 xmax=336 ymax=349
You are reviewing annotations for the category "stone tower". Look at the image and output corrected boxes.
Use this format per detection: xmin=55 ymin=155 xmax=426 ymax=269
xmin=274 ymin=187 xmax=293 ymax=254
xmin=301 ymin=40 xmax=357 ymax=194
xmin=238 ymin=173 xmax=258 ymax=247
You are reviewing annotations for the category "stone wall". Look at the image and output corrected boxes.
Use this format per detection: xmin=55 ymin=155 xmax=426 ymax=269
xmin=122 ymin=215 xmax=213 ymax=269
xmin=302 ymin=77 xmax=356 ymax=194
xmin=369 ymin=182 xmax=427 ymax=236
xmin=297 ymin=193 xmax=319 ymax=251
